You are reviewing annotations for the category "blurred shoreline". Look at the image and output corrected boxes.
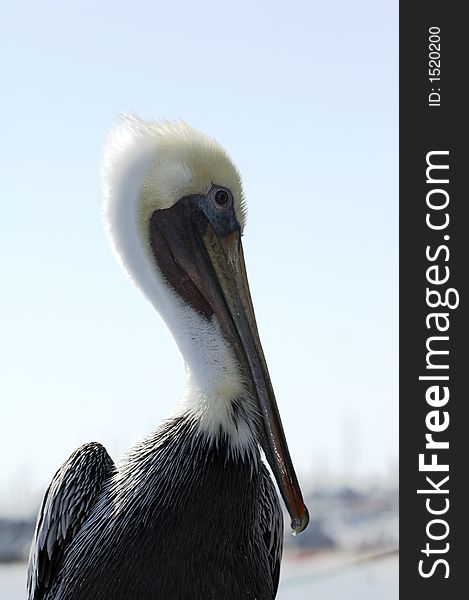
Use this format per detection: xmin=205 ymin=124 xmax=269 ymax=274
xmin=1 ymin=550 xmax=398 ymax=599
xmin=1 ymin=483 xmax=398 ymax=563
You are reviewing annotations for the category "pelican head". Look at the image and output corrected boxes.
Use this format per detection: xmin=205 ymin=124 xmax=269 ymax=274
xmin=102 ymin=116 xmax=308 ymax=533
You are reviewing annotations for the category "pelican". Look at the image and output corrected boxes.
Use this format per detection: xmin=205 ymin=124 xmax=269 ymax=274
xmin=27 ymin=117 xmax=309 ymax=600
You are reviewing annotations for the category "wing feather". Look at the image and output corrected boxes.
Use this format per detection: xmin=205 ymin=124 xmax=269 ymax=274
xmin=259 ymin=464 xmax=284 ymax=596
xmin=27 ymin=442 xmax=115 ymax=600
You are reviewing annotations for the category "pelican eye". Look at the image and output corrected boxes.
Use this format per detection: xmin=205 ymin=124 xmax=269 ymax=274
xmin=214 ymin=189 xmax=230 ymax=207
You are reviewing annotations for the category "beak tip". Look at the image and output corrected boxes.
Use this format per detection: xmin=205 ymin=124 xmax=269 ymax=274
xmin=291 ymin=506 xmax=309 ymax=535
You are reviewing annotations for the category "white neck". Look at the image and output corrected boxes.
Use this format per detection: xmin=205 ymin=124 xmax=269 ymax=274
xmin=102 ymin=120 xmax=258 ymax=457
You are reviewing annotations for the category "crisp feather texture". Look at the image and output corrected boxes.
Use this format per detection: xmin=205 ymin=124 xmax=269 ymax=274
xmin=27 ymin=419 xmax=283 ymax=599
xmin=101 ymin=116 xmax=255 ymax=452
xmin=102 ymin=116 xmax=246 ymax=234
xmin=27 ymin=443 xmax=116 ymax=600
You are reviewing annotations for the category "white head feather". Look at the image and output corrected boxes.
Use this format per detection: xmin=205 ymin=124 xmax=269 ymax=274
xmin=102 ymin=116 xmax=245 ymax=232
xmin=101 ymin=116 xmax=256 ymax=453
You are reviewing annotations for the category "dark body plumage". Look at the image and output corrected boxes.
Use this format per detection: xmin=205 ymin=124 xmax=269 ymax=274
xmin=28 ymin=415 xmax=283 ymax=600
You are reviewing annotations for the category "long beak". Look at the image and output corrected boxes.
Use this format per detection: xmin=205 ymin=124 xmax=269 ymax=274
xmin=203 ymin=226 xmax=309 ymax=533
xmin=150 ymin=200 xmax=309 ymax=533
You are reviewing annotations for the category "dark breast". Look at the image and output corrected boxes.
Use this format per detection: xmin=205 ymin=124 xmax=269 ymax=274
xmin=53 ymin=418 xmax=276 ymax=600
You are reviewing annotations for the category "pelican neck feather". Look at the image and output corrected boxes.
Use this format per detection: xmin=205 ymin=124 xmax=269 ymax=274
xmin=101 ymin=116 xmax=256 ymax=455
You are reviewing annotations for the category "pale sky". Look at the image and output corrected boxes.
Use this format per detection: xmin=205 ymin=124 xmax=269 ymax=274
xmin=0 ymin=0 xmax=397 ymax=515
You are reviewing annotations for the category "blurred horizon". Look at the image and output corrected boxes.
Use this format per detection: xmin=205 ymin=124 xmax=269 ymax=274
xmin=1 ymin=453 xmax=399 ymax=519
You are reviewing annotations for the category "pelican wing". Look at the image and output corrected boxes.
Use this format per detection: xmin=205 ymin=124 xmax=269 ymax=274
xmin=259 ymin=464 xmax=284 ymax=595
xmin=27 ymin=442 xmax=115 ymax=600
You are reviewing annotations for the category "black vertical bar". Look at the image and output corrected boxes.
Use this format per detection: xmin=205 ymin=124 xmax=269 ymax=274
xmin=400 ymin=2 xmax=466 ymax=596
